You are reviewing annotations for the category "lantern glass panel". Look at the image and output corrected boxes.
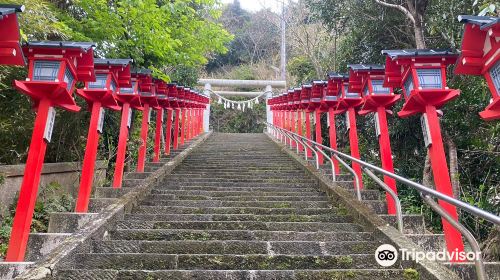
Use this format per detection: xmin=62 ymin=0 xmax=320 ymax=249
xmin=363 ymin=84 xmax=369 ymax=96
xmin=489 ymin=60 xmax=500 ymax=95
xmin=344 ymin=85 xmax=358 ymax=98
xmin=403 ymin=75 xmax=414 ymax=97
xmin=110 ymin=79 xmax=117 ymax=93
xmin=89 ymin=74 xmax=107 ymax=89
xmin=33 ymin=61 xmax=61 ymax=81
xmin=371 ymin=80 xmax=390 ymax=94
xmin=120 ymin=81 xmax=136 ymax=94
xmin=416 ymin=69 xmax=442 ymax=89
xmin=63 ymin=67 xmax=74 ymax=91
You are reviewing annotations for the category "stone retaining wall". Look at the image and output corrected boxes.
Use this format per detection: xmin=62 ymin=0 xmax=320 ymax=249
xmin=0 ymin=161 xmax=107 ymax=215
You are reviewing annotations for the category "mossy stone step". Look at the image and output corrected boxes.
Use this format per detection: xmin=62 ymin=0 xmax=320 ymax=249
xmin=134 ymin=206 xmax=341 ymax=215
xmin=151 ymin=189 xmax=323 ymax=197
xmin=159 ymin=183 xmax=318 ymax=189
xmin=116 ymin=220 xmax=364 ymax=232
xmin=74 ymin=253 xmax=385 ymax=270
xmin=109 ymin=229 xmax=375 ymax=242
xmin=140 ymin=199 xmax=331 ymax=208
xmin=92 ymin=240 xmax=379 ymax=255
xmin=148 ymin=194 xmax=328 ymax=202
xmin=123 ymin=213 xmax=353 ymax=223
xmin=55 ymin=269 xmax=406 ymax=280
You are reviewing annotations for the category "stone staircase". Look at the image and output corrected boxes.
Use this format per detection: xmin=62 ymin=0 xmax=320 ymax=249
xmin=52 ymin=133 xmax=421 ymax=279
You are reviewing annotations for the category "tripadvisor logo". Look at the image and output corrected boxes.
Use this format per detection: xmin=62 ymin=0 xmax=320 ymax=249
xmin=375 ymin=244 xmax=481 ymax=266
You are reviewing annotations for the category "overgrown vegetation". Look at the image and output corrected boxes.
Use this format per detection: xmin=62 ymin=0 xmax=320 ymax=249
xmin=0 ymin=182 xmax=73 ymax=258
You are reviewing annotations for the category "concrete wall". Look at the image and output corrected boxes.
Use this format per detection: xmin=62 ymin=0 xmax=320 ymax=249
xmin=0 ymin=161 xmax=107 ymax=215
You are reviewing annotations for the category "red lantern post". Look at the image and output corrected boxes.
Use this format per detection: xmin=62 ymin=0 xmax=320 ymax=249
xmin=287 ymin=89 xmax=296 ymax=148
xmin=172 ymin=86 xmax=183 ymax=150
xmin=0 ymin=4 xmax=25 ymax=66
xmin=153 ymin=79 xmax=168 ymax=162
xmin=352 ymin=64 xmax=401 ymax=214
xmin=382 ymin=49 xmax=464 ymax=259
xmin=300 ymin=85 xmax=312 ymax=158
xmin=75 ymin=58 xmax=132 ymax=212
xmin=325 ymin=73 xmax=347 ymax=174
xmin=112 ymin=73 xmax=142 ymax=188
xmin=135 ymin=70 xmax=158 ymax=172
xmin=455 ymin=15 xmax=500 ymax=121
xmin=336 ymin=69 xmax=365 ymax=189
xmin=164 ymin=84 xmax=177 ymax=155
xmin=6 ymin=41 xmax=95 ymax=261
xmin=310 ymin=81 xmax=326 ymax=164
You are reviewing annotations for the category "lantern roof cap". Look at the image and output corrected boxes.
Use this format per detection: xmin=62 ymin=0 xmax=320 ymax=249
xmin=312 ymin=80 xmax=326 ymax=85
xmin=294 ymin=87 xmax=302 ymax=91
xmin=94 ymin=58 xmax=132 ymax=67
xmin=132 ymin=68 xmax=152 ymax=75
xmin=327 ymin=72 xmax=348 ymax=79
xmin=458 ymin=15 xmax=499 ymax=30
xmin=348 ymin=64 xmax=384 ymax=71
xmin=0 ymin=4 xmax=24 ymax=15
xmin=302 ymin=84 xmax=312 ymax=88
xmin=382 ymin=49 xmax=457 ymax=59
xmin=167 ymin=82 xmax=177 ymax=86
xmin=24 ymin=41 xmax=95 ymax=52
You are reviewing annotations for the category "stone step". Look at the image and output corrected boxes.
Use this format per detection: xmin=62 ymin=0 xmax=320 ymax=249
xmin=73 ymin=253 xmax=383 ymax=270
xmin=124 ymin=213 xmax=353 ymax=223
xmin=407 ymin=234 xmax=446 ymax=252
xmin=363 ymin=200 xmax=387 ymax=214
xmin=92 ymin=240 xmax=378 ymax=255
xmin=347 ymin=190 xmax=381 ymax=200
xmin=151 ymin=189 xmax=323 ymax=197
xmin=167 ymin=174 xmax=308 ymax=179
xmin=379 ymin=214 xmax=426 ymax=234
xmin=157 ymin=181 xmax=317 ymax=190
xmin=124 ymin=172 xmax=153 ymax=180
xmin=55 ymin=268 xmax=406 ymax=280
xmin=116 ymin=220 xmax=364 ymax=232
xmin=94 ymin=187 xmax=134 ymax=198
xmin=134 ymin=206 xmax=341 ymax=215
xmin=147 ymin=194 xmax=328 ymax=202
xmin=162 ymin=178 xmax=317 ymax=183
xmin=172 ymin=170 xmax=307 ymax=175
xmin=140 ymin=199 xmax=331 ymax=208
xmin=444 ymin=262 xmax=500 ymax=280
xmin=109 ymin=229 xmax=374 ymax=242
xmin=174 ymin=167 xmax=302 ymax=171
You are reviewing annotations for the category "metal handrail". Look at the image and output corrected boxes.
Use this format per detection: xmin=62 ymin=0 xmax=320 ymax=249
xmin=266 ymin=122 xmax=498 ymax=280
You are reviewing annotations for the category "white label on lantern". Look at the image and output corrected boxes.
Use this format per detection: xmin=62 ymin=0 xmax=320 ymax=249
xmin=374 ymin=112 xmax=381 ymax=137
xmin=345 ymin=112 xmax=350 ymax=131
xmin=44 ymin=106 xmax=56 ymax=142
xmin=421 ymin=113 xmax=432 ymax=148
xmin=97 ymin=107 xmax=105 ymax=134
xmin=127 ymin=108 xmax=132 ymax=128
xmin=148 ymin=109 xmax=152 ymax=124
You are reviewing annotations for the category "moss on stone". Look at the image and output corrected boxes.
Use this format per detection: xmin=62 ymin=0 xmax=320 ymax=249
xmin=403 ymin=268 xmax=419 ymax=280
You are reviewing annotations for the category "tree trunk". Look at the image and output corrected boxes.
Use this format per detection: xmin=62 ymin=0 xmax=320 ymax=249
xmin=444 ymin=132 xmax=460 ymax=199
xmin=413 ymin=19 xmax=426 ymax=49
xmin=422 ymin=151 xmax=433 ymax=188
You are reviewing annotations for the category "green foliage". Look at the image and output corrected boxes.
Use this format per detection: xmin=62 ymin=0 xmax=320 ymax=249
xmin=0 ymin=182 xmax=73 ymax=257
xmin=288 ymin=56 xmax=316 ymax=84
xmin=210 ymin=97 xmax=266 ymax=133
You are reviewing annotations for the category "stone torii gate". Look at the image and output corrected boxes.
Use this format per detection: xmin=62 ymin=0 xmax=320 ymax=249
xmin=197 ymin=79 xmax=287 ymax=132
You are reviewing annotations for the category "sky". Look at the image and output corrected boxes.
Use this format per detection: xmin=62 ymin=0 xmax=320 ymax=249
xmin=220 ymin=0 xmax=284 ymax=12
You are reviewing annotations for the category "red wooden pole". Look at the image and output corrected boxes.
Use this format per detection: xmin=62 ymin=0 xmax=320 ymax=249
xmin=180 ymin=108 xmax=186 ymax=145
xmin=347 ymin=107 xmax=363 ymax=189
xmin=165 ymin=109 xmax=173 ymax=155
xmin=187 ymin=109 xmax=192 ymax=140
xmin=153 ymin=108 xmax=163 ymax=162
xmin=136 ymin=103 xmax=150 ymax=172
xmin=315 ymin=109 xmax=323 ymax=164
xmin=376 ymin=107 xmax=398 ymax=215
xmin=305 ymin=111 xmax=312 ymax=158
xmin=297 ymin=110 xmax=303 ymax=152
xmin=75 ymin=102 xmax=103 ymax=213
xmin=6 ymin=98 xmax=51 ymax=261
xmin=425 ymin=105 xmax=465 ymax=259
xmin=290 ymin=111 xmax=296 ymax=147
xmin=328 ymin=108 xmax=340 ymax=174
xmin=173 ymin=109 xmax=180 ymax=150
xmin=112 ymin=103 xmax=131 ymax=188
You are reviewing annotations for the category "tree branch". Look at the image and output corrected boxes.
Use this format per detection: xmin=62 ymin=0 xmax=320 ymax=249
xmin=374 ymin=0 xmax=415 ymax=24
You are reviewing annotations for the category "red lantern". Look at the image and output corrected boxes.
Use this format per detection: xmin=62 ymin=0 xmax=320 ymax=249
xmin=75 ymin=58 xmax=132 ymax=212
xmin=351 ymin=64 xmax=401 ymax=215
xmin=382 ymin=49 xmax=465 ymax=260
xmin=0 ymin=4 xmax=25 ymax=65
xmin=6 ymin=41 xmax=95 ymax=262
xmin=455 ymin=15 xmax=500 ymax=120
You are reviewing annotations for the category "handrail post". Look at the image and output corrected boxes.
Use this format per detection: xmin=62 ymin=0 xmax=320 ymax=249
xmin=313 ymin=143 xmax=336 ymax=182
